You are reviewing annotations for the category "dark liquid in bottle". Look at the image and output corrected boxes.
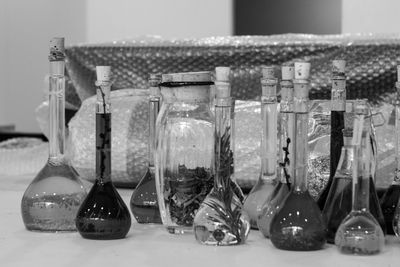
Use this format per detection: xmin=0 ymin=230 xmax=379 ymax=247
xmin=380 ymin=184 xmax=400 ymax=235
xmin=270 ymin=190 xmax=327 ymax=251
xmin=323 ymin=176 xmax=386 ymax=243
xmin=130 ymin=168 xmax=162 ymax=224
xmin=318 ymin=110 xmax=344 ymax=210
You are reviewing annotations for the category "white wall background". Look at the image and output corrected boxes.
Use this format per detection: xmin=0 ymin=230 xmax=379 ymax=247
xmin=342 ymin=0 xmax=400 ymax=33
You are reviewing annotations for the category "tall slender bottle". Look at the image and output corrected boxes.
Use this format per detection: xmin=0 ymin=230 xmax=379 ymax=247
xmin=21 ymin=38 xmax=87 ymax=232
xmin=193 ymin=67 xmax=250 ymax=245
xmin=257 ymin=64 xmax=294 ymax=238
xmin=317 ymin=60 xmax=346 ymax=210
xmin=382 ymin=66 xmax=400 ymax=235
xmin=335 ymin=101 xmax=384 ymax=255
xmin=243 ymin=66 xmax=278 ymax=229
xmin=130 ymin=74 xmax=162 ymax=224
xmin=270 ymin=62 xmax=327 ymax=251
xmin=76 ymin=66 xmax=131 ymax=239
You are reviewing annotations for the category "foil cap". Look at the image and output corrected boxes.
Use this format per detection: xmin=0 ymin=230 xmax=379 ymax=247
xmin=294 ymin=62 xmax=310 ymax=80
xmin=282 ymin=64 xmax=294 ymax=80
xmin=49 ymin=37 xmax=65 ymax=61
xmin=96 ymin=66 xmax=111 ymax=82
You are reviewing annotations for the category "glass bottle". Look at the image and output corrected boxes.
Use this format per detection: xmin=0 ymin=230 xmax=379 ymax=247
xmin=21 ymin=38 xmax=87 ymax=232
xmin=130 ymin=74 xmax=162 ymax=224
xmin=270 ymin=62 xmax=327 ymax=251
xmin=193 ymin=67 xmax=250 ymax=245
xmin=317 ymin=60 xmax=346 ymax=210
xmin=335 ymin=101 xmax=384 ymax=255
xmin=76 ymin=66 xmax=131 ymax=239
xmin=258 ymin=64 xmax=294 ymax=238
xmin=381 ymin=70 xmax=400 ymax=235
xmin=155 ymin=71 xmax=214 ymax=234
xmin=243 ymin=66 xmax=278 ymax=229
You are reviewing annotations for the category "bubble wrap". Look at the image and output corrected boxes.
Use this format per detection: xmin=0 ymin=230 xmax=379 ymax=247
xmin=63 ymin=34 xmax=400 ymax=190
xmin=68 ymin=89 xmax=148 ymax=187
xmin=64 ymin=34 xmax=400 ymax=108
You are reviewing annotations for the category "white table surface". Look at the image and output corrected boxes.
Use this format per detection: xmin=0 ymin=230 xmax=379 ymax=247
xmin=0 ymin=174 xmax=399 ymax=267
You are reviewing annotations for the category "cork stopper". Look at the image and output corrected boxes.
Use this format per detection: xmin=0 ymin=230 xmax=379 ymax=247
xmin=282 ymin=65 xmax=294 ymax=80
xmin=261 ymin=66 xmax=275 ymax=79
xmin=332 ymin=60 xmax=346 ymax=75
xmin=294 ymin=62 xmax=310 ymax=80
xmin=215 ymin=67 xmax=230 ymax=82
xmin=149 ymin=73 xmax=162 ymax=96
xmin=96 ymin=66 xmax=111 ymax=82
xmin=49 ymin=37 xmax=65 ymax=61
xmin=215 ymin=67 xmax=231 ymax=98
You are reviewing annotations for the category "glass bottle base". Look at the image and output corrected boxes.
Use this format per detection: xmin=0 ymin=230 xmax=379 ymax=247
xmin=271 ymin=229 xmax=326 ymax=251
xmin=166 ymin=226 xmax=192 ymax=234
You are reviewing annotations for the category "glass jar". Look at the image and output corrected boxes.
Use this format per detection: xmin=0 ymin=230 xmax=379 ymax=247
xmin=155 ymin=72 xmax=214 ymax=234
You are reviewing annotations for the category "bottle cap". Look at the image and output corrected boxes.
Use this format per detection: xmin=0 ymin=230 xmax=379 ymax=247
xmin=49 ymin=37 xmax=65 ymax=61
xmin=332 ymin=60 xmax=346 ymax=74
xmin=294 ymin=62 xmax=310 ymax=80
xmin=215 ymin=67 xmax=230 ymax=82
xmin=282 ymin=64 xmax=294 ymax=80
xmin=261 ymin=66 xmax=275 ymax=79
xmin=96 ymin=66 xmax=111 ymax=82
xmin=162 ymin=71 xmax=211 ymax=83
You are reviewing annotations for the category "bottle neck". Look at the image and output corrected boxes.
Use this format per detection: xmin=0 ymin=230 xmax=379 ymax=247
xmin=96 ymin=83 xmax=112 ymax=183
xmin=48 ymin=61 xmax=66 ymax=163
xmin=279 ymin=111 xmax=294 ymax=185
xmin=335 ymin=143 xmax=354 ymax=175
xmin=395 ymin=99 xmax=400 ymax=183
xmin=148 ymin=96 xmax=160 ymax=167
xmin=214 ymin=103 xmax=233 ymax=190
xmin=331 ymin=76 xmax=346 ymax=111
xmin=293 ymin=112 xmax=308 ymax=192
xmin=260 ymin=97 xmax=277 ymax=183
xmin=352 ymin=133 xmax=371 ymax=211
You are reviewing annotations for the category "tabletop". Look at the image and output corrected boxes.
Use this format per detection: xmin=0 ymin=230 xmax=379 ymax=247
xmin=0 ymin=174 xmax=399 ymax=267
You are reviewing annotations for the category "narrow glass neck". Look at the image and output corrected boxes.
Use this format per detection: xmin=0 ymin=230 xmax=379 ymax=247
xmin=48 ymin=61 xmax=65 ymax=162
xmin=214 ymin=101 xmax=233 ymax=190
xmin=96 ymin=83 xmax=112 ymax=183
xmin=148 ymin=96 xmax=160 ymax=167
xmin=395 ymin=98 xmax=400 ymax=183
xmin=336 ymin=144 xmax=354 ymax=173
xmin=331 ymin=77 xmax=346 ymax=111
xmin=352 ymin=132 xmax=371 ymax=211
xmin=293 ymin=112 xmax=308 ymax=191
xmin=260 ymin=97 xmax=277 ymax=182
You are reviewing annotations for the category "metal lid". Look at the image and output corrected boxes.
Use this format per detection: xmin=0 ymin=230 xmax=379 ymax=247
xmin=161 ymin=71 xmax=212 ymax=83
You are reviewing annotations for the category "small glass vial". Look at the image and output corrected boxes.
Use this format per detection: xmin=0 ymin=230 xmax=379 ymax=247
xmin=243 ymin=66 xmax=278 ymax=229
xmin=335 ymin=101 xmax=384 ymax=255
xmin=76 ymin=66 xmax=131 ymax=239
xmin=21 ymin=38 xmax=87 ymax=232
xmin=193 ymin=67 xmax=250 ymax=245
xmin=155 ymin=71 xmax=215 ymax=234
xmin=258 ymin=64 xmax=294 ymax=238
xmin=269 ymin=62 xmax=327 ymax=251
xmin=130 ymin=74 xmax=162 ymax=224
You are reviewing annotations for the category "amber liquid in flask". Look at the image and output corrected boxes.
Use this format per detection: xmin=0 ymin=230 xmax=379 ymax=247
xmin=21 ymin=38 xmax=87 ymax=232
xmin=76 ymin=66 xmax=131 ymax=239
xmin=270 ymin=62 xmax=327 ymax=251
xmin=130 ymin=74 xmax=162 ymax=224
